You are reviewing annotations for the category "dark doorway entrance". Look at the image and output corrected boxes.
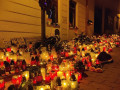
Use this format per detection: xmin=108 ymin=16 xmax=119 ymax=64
xmin=94 ymin=6 xmax=102 ymax=35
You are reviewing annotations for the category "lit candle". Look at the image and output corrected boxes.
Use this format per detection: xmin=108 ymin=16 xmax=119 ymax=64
xmin=22 ymin=71 xmax=29 ymax=81
xmin=18 ymin=75 xmax=22 ymax=84
xmin=75 ymin=73 xmax=78 ymax=81
xmin=79 ymin=45 xmax=82 ymax=51
xmin=87 ymin=46 xmax=90 ymax=50
xmin=108 ymin=48 xmax=112 ymax=53
xmin=6 ymin=52 xmax=10 ymax=57
xmin=77 ymin=51 xmax=80 ymax=56
xmin=56 ymin=86 xmax=62 ymax=90
xmin=61 ymin=80 xmax=69 ymax=89
xmin=19 ymin=49 xmax=24 ymax=55
xmin=69 ymin=51 xmax=74 ymax=56
xmin=50 ymin=55 xmax=54 ymax=61
xmin=17 ymin=55 xmax=24 ymax=60
xmin=52 ymin=64 xmax=59 ymax=72
xmin=82 ymin=51 xmax=85 ymax=57
xmin=61 ymin=51 xmax=65 ymax=56
xmin=65 ymin=52 xmax=69 ymax=57
xmin=95 ymin=54 xmax=99 ymax=58
xmin=36 ymin=86 xmax=45 ymax=90
xmin=84 ymin=47 xmax=87 ymax=51
xmin=91 ymin=58 xmax=96 ymax=64
xmin=11 ymin=46 xmax=17 ymax=53
xmin=23 ymin=52 xmax=31 ymax=65
xmin=70 ymin=70 xmax=74 ymax=76
xmin=96 ymin=59 xmax=100 ymax=65
xmin=0 ymin=52 xmax=4 ymax=60
xmin=47 ymin=64 xmax=52 ymax=72
xmin=44 ymin=85 xmax=50 ymax=90
xmin=59 ymin=63 xmax=66 ymax=72
xmin=51 ymin=48 xmax=58 ymax=59
xmin=87 ymin=62 xmax=92 ymax=67
xmin=100 ymin=46 xmax=103 ymax=52
xmin=57 ymin=71 xmax=63 ymax=77
xmin=66 ymin=64 xmax=71 ymax=71
xmin=41 ymin=68 xmax=46 ymax=80
xmin=33 ymin=77 xmax=37 ymax=85
xmin=0 ymin=61 xmax=4 ymax=68
xmin=50 ymin=80 xmax=55 ymax=89
xmin=74 ymin=47 xmax=77 ymax=54
xmin=40 ymin=50 xmax=50 ymax=61
xmin=70 ymin=81 xmax=78 ymax=89
xmin=65 ymin=71 xmax=70 ymax=81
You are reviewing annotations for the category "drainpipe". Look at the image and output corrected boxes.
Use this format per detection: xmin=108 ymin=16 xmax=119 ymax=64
xmin=102 ymin=5 xmax=105 ymax=34
xmin=85 ymin=0 xmax=89 ymax=35
xmin=41 ymin=9 xmax=46 ymax=41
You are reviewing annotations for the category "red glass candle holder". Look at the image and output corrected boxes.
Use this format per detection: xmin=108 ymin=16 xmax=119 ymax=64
xmin=65 ymin=52 xmax=69 ymax=57
xmin=87 ymin=62 xmax=92 ymax=67
xmin=78 ymin=73 xmax=82 ymax=82
xmin=37 ymin=61 xmax=40 ymax=66
xmin=50 ymin=71 xmax=57 ymax=80
xmin=6 ymin=48 xmax=11 ymax=52
xmin=12 ymin=76 xmax=20 ymax=87
xmin=50 ymin=55 xmax=54 ymax=61
xmin=45 ymin=74 xmax=51 ymax=83
xmin=36 ymin=76 xmax=43 ymax=83
xmin=108 ymin=48 xmax=112 ymax=53
xmin=31 ymin=60 xmax=36 ymax=66
xmin=0 ymin=62 xmax=4 ymax=67
xmin=33 ymin=77 xmax=37 ymax=85
xmin=52 ymin=65 xmax=59 ymax=72
xmin=22 ymin=65 xmax=26 ymax=71
xmin=15 ymin=68 xmax=19 ymax=74
xmin=74 ymin=47 xmax=77 ymax=53
xmin=19 ymin=61 xmax=22 ymax=68
xmin=6 ymin=57 xmax=10 ymax=63
xmin=0 ymin=79 xmax=5 ymax=90
xmin=103 ymin=47 xmax=106 ymax=52
xmin=96 ymin=59 xmax=100 ymax=65
xmin=18 ymin=75 xmax=22 ymax=85
xmin=84 ymin=47 xmax=87 ymax=51
xmin=61 ymin=51 xmax=65 ymax=56
xmin=70 ymin=70 xmax=74 ymax=76
xmin=82 ymin=57 xmax=86 ymax=63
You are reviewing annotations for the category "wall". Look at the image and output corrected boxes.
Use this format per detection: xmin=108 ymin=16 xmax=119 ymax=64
xmin=87 ymin=0 xmax=94 ymax=36
xmin=59 ymin=0 xmax=69 ymax=40
xmin=77 ymin=0 xmax=86 ymax=34
xmin=68 ymin=0 xmax=86 ymax=40
xmin=0 ymin=0 xmax=41 ymax=39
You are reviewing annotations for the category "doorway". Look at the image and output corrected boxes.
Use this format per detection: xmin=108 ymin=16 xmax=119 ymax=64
xmin=94 ymin=6 xmax=102 ymax=35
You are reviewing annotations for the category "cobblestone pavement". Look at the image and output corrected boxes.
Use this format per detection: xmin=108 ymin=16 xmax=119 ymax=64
xmin=79 ymin=47 xmax=120 ymax=90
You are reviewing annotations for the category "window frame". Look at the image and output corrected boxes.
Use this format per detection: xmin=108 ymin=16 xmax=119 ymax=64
xmin=47 ymin=0 xmax=58 ymax=24
xmin=69 ymin=0 xmax=76 ymax=28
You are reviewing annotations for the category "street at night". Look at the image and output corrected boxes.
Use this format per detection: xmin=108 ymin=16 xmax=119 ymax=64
xmin=79 ymin=48 xmax=120 ymax=90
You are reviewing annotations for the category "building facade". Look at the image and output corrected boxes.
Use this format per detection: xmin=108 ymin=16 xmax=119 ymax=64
xmin=0 ymin=0 xmax=94 ymax=47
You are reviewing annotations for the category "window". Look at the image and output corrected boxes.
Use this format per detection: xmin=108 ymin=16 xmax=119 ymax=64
xmin=47 ymin=0 xmax=58 ymax=24
xmin=69 ymin=0 xmax=76 ymax=28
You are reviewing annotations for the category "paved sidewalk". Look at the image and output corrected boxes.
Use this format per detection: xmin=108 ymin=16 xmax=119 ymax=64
xmin=79 ymin=47 xmax=120 ymax=90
